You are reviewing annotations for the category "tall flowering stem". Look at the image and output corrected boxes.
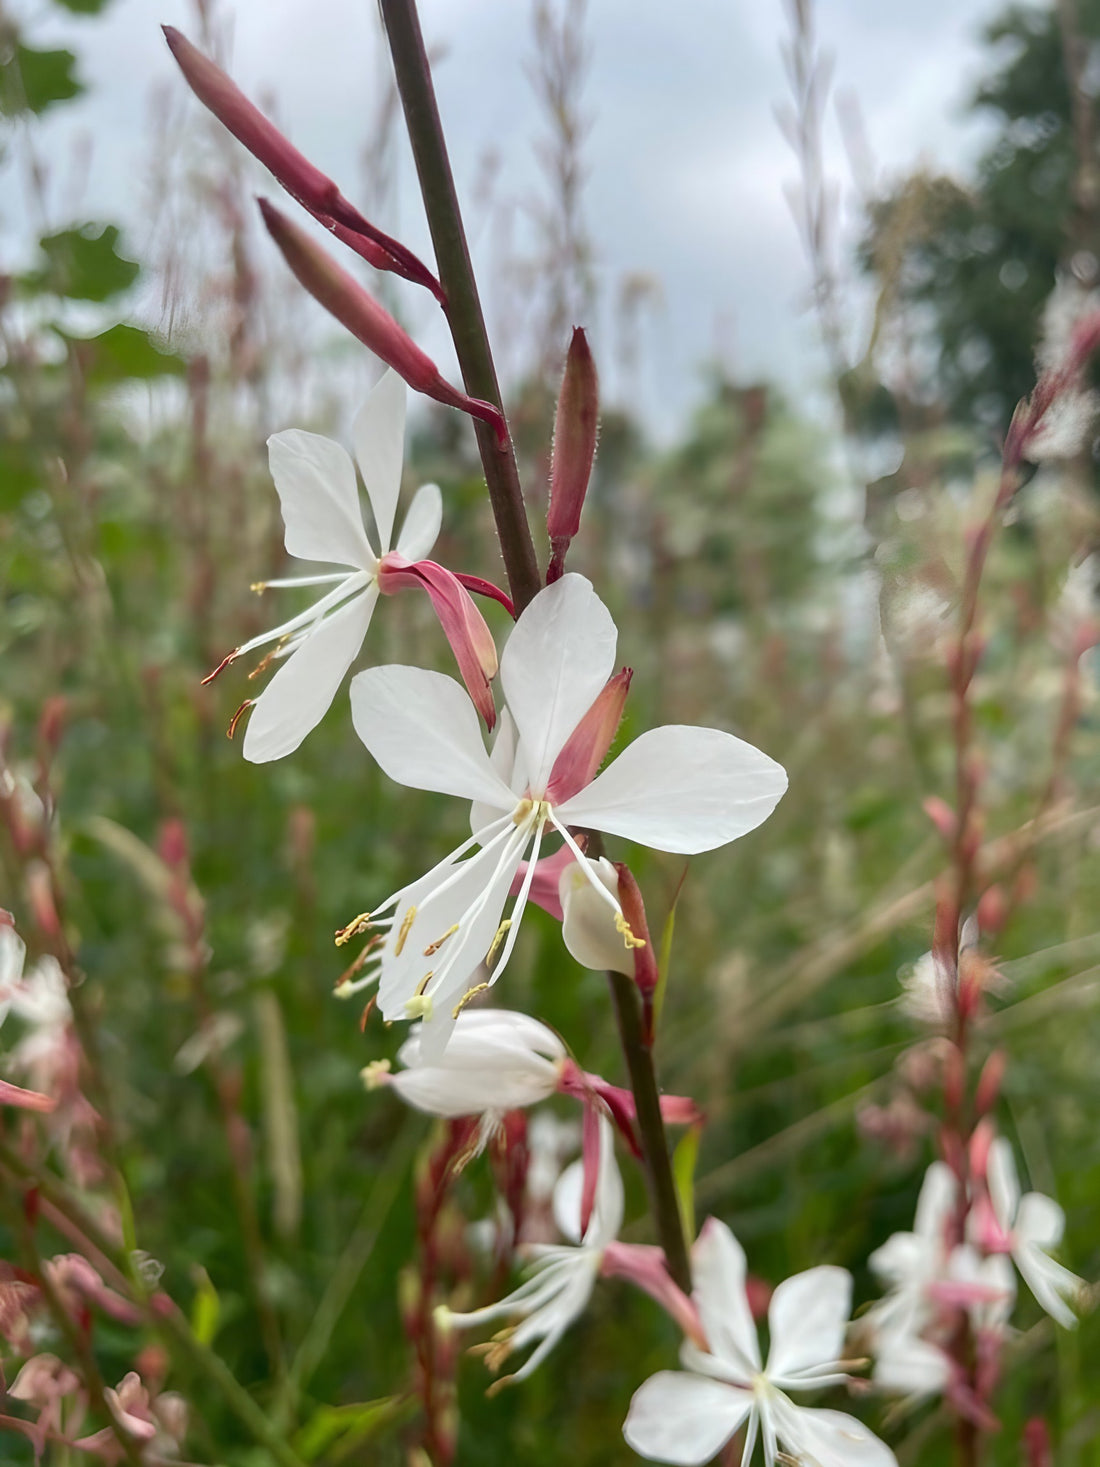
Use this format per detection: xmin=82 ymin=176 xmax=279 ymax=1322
xmin=377 ymin=0 xmax=542 ymax=613
xmin=606 ymin=969 xmax=691 ymax=1294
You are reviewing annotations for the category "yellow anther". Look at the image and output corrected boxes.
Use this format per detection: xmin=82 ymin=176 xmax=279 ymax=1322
xmin=414 ymin=970 xmax=434 ymax=998
xmin=615 ymin=913 xmax=646 ymax=950
xmin=394 ymin=905 xmax=417 ymax=956
xmin=512 ymin=797 xmax=535 ymax=826
xmin=452 ymin=981 xmax=491 ymax=1020
xmin=333 ymin=978 xmax=356 ymax=999
xmin=360 ymin=1059 xmax=392 ymax=1090
xmin=335 ymin=912 xmax=372 ymax=947
xmin=423 ymin=923 xmax=459 ymax=956
xmin=405 ymin=994 xmax=433 ymax=1021
xmin=485 ymin=919 xmax=512 ymax=969
xmin=250 ymin=581 xmax=267 ymax=594
xmin=247 ymin=647 xmax=281 ymax=680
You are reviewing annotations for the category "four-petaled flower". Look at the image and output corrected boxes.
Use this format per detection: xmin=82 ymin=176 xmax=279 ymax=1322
xmin=624 ymin=1217 xmax=897 ymax=1467
xmin=215 ymin=369 xmax=500 ymax=762
xmin=347 ymin=573 xmax=787 ymax=1055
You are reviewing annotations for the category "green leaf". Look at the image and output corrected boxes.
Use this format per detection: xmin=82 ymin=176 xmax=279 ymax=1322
xmin=0 ymin=45 xmax=82 ymax=116
xmin=23 ymin=225 xmax=140 ymax=302
xmin=55 ymin=323 xmax=186 ymax=387
xmin=293 ymin=1398 xmax=408 ymax=1462
xmin=671 ymin=1125 xmax=700 ymax=1246
xmin=652 ymin=866 xmax=687 ymax=1030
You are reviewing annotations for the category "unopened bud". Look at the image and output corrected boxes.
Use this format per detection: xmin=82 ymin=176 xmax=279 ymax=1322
xmin=614 ymin=862 xmax=658 ymax=1001
xmin=37 ymin=697 xmax=67 ymax=754
xmin=547 ymin=327 xmax=599 ymax=582
xmin=258 ymin=200 xmax=506 ymax=444
xmin=974 ymin=1050 xmax=1006 ymax=1116
xmin=976 ymin=884 xmax=1008 ymax=938
xmin=922 ymin=795 xmax=957 ymax=842
xmin=157 ymin=818 xmax=189 ymax=872
xmin=25 ymin=862 xmax=60 ymax=940
xmin=969 ymin=1116 xmax=996 ymax=1182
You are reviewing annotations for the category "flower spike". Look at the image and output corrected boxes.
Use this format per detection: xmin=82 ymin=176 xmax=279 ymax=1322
xmin=258 ymin=200 xmax=507 ymax=444
xmin=162 ymin=26 xmax=444 ymax=301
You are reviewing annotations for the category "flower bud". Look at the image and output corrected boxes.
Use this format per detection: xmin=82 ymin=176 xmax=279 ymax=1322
xmin=975 ymin=1050 xmax=1006 ymax=1116
xmin=547 ymin=327 xmax=599 ymax=582
xmin=163 ymin=27 xmax=442 ymax=299
xmin=258 ymin=200 xmax=507 ymax=444
xmin=922 ymin=795 xmax=957 ymax=842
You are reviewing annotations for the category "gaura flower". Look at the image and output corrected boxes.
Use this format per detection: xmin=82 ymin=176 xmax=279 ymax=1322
xmin=0 ymin=924 xmax=60 ymax=1113
xmin=624 ymin=1218 xmax=896 ymax=1467
xmin=209 ymin=369 xmax=502 ymax=762
xmin=970 ymin=1137 xmax=1083 ymax=1328
xmin=442 ymin=1114 xmax=622 ymax=1386
xmin=347 ymin=574 xmax=787 ymax=1056
xmin=866 ymin=1160 xmax=956 ymax=1343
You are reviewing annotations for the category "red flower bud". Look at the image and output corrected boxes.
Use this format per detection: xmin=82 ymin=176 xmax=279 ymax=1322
xmin=547 ymin=328 xmax=599 ymax=582
xmin=258 ymin=200 xmax=507 ymax=444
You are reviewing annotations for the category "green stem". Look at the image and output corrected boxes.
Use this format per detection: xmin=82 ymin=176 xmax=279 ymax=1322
xmin=378 ymin=0 xmax=542 ymax=613
xmin=0 ymin=1144 xmax=309 ymax=1467
xmin=607 ymin=969 xmax=691 ymax=1293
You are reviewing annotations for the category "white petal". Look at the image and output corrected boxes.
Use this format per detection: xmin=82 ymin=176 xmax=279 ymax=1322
xmin=867 ymin=1232 xmax=927 ymax=1290
xmin=500 ymin=574 xmax=617 ymax=793
xmin=399 ymin=1007 xmax=565 ymax=1068
xmin=553 ymin=1117 xmax=623 ymax=1247
xmin=391 ymin=1010 xmax=563 ymax=1116
xmin=558 ymin=726 xmax=787 ymax=855
xmin=471 ymin=707 xmax=520 ymax=835
xmin=915 ymin=1161 xmax=957 ymax=1242
xmin=623 ymin=1373 xmax=754 ymax=1466
xmin=1015 ymin=1242 xmax=1082 ymax=1328
xmin=560 ymin=856 xmax=633 ymax=975
xmin=396 ymin=482 xmax=443 ymax=563
xmin=268 ymin=429 xmax=375 ymax=569
xmin=352 ymin=369 xmax=406 ymax=554
xmin=243 ymin=589 xmax=377 ymax=763
xmin=765 ymin=1265 xmax=851 ymax=1383
xmin=350 ymin=665 xmax=515 ymax=806
xmin=1014 ymin=1191 xmax=1065 ymax=1252
xmin=773 ymin=1401 xmax=898 ymax=1467
xmin=690 ymin=1218 xmax=761 ymax=1376
xmin=873 ymin=1331 xmax=950 ymax=1396
xmin=987 ymin=1138 xmax=1020 ymax=1230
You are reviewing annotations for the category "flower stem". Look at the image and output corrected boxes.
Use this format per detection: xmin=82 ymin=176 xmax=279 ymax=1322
xmin=378 ymin=0 xmax=542 ymax=613
xmin=607 ymin=969 xmax=691 ymax=1293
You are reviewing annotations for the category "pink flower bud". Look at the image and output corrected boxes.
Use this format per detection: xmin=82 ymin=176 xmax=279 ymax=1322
xmin=614 ymin=862 xmax=659 ymax=1005
xmin=258 ymin=200 xmax=506 ymax=444
xmin=976 ymin=884 xmax=1008 ymax=938
xmin=922 ymin=795 xmax=957 ymax=842
xmin=975 ymin=1049 xmax=1006 ymax=1116
xmin=162 ymin=27 xmax=442 ymax=300
xmin=547 ymin=327 xmax=599 ymax=582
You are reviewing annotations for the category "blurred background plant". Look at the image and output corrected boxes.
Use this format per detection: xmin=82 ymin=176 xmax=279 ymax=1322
xmin=0 ymin=0 xmax=1098 ymax=1463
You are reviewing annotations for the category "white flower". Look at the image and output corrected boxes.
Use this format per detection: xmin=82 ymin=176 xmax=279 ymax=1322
xmin=444 ymin=1114 xmax=622 ymax=1384
xmin=373 ymin=1008 xmax=566 ymax=1155
xmin=559 ymin=854 xmax=635 ymax=975
xmin=867 ymin=1161 xmax=956 ymax=1342
xmin=217 ymin=370 xmax=497 ymax=762
xmin=624 ymin=1218 xmax=896 ymax=1467
xmin=977 ymin=1138 xmax=1083 ymax=1328
xmin=348 ymin=573 xmax=787 ymax=1055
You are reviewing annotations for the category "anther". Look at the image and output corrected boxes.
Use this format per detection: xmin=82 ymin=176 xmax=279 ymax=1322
xmin=452 ymin=981 xmax=490 ymax=1019
xmin=249 ymin=581 xmax=267 ymax=594
xmin=226 ymin=700 xmax=253 ymax=740
xmin=405 ymin=994 xmax=433 ymax=1020
xmin=335 ymin=912 xmax=373 ymax=947
xmin=414 ymin=970 xmax=434 ymax=998
xmin=360 ymin=1059 xmax=391 ymax=1090
xmin=615 ymin=913 xmax=646 ymax=950
xmin=246 ymin=641 xmax=287 ymax=680
xmin=201 ymin=649 xmax=239 ymax=686
xmin=485 ymin=919 xmax=512 ymax=969
xmin=423 ymin=923 xmax=459 ymax=956
xmin=394 ymin=905 xmax=417 ymax=956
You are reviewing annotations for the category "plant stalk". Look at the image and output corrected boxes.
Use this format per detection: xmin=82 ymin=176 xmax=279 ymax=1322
xmin=607 ymin=969 xmax=691 ymax=1293
xmin=378 ymin=0 xmax=542 ymax=613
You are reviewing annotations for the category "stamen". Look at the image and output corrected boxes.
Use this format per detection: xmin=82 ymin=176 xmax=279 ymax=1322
xmin=247 ymin=637 xmax=291 ymax=680
xmin=201 ymin=649 xmax=238 ymax=686
xmin=250 ymin=581 xmax=267 ymax=594
xmin=452 ymin=981 xmax=491 ymax=1019
xmin=414 ymin=970 xmax=434 ymax=997
xmin=394 ymin=905 xmax=417 ymax=956
xmin=335 ymin=912 xmax=373 ymax=947
xmin=423 ymin=923 xmax=459 ymax=956
xmin=615 ymin=913 xmax=646 ymax=950
xmin=360 ymin=1058 xmax=391 ymax=1089
xmin=485 ymin=920 xmax=512 ymax=970
xmin=359 ymin=995 xmax=377 ymax=1031
xmin=226 ymin=700 xmax=253 ymax=740
xmin=549 ymin=814 xmax=623 ymax=915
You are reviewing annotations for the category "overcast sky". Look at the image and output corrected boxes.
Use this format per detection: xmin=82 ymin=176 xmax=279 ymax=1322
xmin=13 ymin=0 xmax=1009 ymax=436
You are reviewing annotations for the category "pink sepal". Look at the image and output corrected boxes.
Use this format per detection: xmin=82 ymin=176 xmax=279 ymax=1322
xmin=546 ymin=669 xmax=632 ymax=804
xmin=378 ymin=554 xmax=498 ymax=728
xmin=579 ymin=1103 xmax=601 ymax=1237
xmin=601 ymin=1242 xmax=705 ymax=1347
xmin=558 ymin=1060 xmax=701 ymax=1158
xmin=0 ymin=1078 xmax=55 ymax=1112
xmin=452 ymin=572 xmax=515 ymax=619
xmin=163 ymin=27 xmax=442 ymax=300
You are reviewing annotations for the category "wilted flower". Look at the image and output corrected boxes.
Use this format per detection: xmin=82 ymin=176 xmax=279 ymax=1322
xmin=624 ymin=1218 xmax=896 ymax=1466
